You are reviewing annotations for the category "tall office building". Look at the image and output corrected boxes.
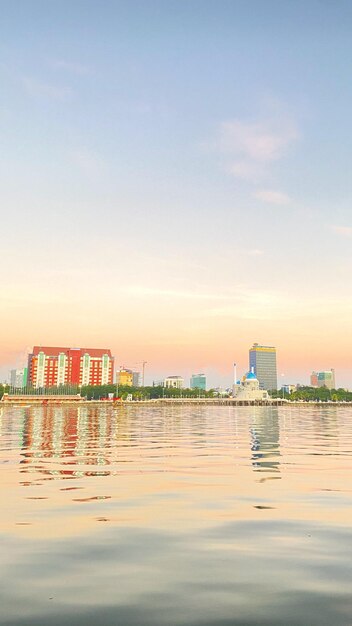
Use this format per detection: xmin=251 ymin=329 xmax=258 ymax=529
xmin=310 ymin=369 xmax=335 ymax=390
xmin=27 ymin=346 xmax=114 ymax=388
xmin=190 ymin=374 xmax=206 ymax=390
xmin=249 ymin=343 xmax=277 ymax=390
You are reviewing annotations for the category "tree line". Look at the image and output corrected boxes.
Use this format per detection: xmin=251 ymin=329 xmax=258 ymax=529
xmin=270 ymin=386 xmax=352 ymax=402
xmin=1 ymin=383 xmax=352 ymax=402
xmin=0 ymin=384 xmax=215 ymax=400
xmin=81 ymin=384 xmax=215 ymax=400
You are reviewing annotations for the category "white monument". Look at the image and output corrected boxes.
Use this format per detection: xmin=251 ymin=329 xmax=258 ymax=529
xmin=232 ymin=368 xmax=269 ymax=401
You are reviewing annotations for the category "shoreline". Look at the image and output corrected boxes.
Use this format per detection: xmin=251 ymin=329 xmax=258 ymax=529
xmin=1 ymin=397 xmax=352 ymax=408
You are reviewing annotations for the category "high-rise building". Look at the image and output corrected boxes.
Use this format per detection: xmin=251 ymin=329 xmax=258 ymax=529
xmin=27 ymin=346 xmax=114 ymax=388
xmin=164 ymin=376 xmax=184 ymax=389
xmin=190 ymin=374 xmax=206 ymax=390
xmin=10 ymin=368 xmax=28 ymax=388
xmin=249 ymin=343 xmax=277 ymax=390
xmin=311 ymin=370 xmax=335 ymax=390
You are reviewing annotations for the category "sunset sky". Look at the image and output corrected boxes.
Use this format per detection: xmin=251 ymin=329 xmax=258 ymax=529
xmin=1 ymin=0 xmax=352 ymax=387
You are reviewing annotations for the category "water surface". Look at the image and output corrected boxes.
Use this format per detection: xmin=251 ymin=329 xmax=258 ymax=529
xmin=1 ymin=404 xmax=352 ymax=625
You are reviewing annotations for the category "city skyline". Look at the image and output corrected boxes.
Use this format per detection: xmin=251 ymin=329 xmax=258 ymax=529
xmin=1 ymin=1 xmax=352 ymax=387
xmin=2 ymin=342 xmax=341 ymax=391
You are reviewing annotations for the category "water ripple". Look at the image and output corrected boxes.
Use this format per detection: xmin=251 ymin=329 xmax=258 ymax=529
xmin=1 ymin=405 xmax=352 ymax=625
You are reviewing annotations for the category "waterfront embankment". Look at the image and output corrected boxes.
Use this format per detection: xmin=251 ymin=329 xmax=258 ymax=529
xmin=1 ymin=395 xmax=352 ymax=407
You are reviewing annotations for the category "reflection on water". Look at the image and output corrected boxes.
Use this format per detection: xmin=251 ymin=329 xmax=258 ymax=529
xmin=1 ymin=405 xmax=352 ymax=625
xmin=250 ymin=411 xmax=280 ymax=474
xmin=20 ymin=406 xmax=115 ymax=481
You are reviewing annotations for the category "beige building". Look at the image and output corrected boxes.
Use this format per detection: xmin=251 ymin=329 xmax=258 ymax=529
xmin=164 ymin=376 xmax=184 ymax=389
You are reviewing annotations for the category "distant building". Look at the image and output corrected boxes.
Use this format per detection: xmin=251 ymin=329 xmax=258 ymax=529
xmin=249 ymin=343 xmax=277 ymax=390
xmin=310 ymin=372 xmax=319 ymax=387
xmin=132 ymin=371 xmax=140 ymax=386
xmin=164 ymin=376 xmax=184 ymax=389
xmin=27 ymin=346 xmax=114 ymax=388
xmin=190 ymin=373 xmax=206 ymax=390
xmin=117 ymin=368 xmax=140 ymax=387
xmin=212 ymin=387 xmax=230 ymax=397
xmin=233 ymin=370 xmax=269 ymax=401
xmin=117 ymin=369 xmax=133 ymax=386
xmin=10 ymin=368 xmax=28 ymax=388
xmin=282 ymin=384 xmax=297 ymax=394
xmin=311 ymin=370 xmax=335 ymax=390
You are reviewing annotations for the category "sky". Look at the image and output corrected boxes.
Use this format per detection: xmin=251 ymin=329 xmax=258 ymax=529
xmin=1 ymin=0 xmax=352 ymax=388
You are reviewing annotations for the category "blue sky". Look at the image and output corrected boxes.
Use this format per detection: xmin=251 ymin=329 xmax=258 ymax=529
xmin=1 ymin=1 xmax=352 ymax=387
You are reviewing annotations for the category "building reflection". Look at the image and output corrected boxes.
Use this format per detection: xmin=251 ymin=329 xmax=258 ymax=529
xmin=19 ymin=406 xmax=119 ymax=483
xmin=313 ymin=408 xmax=340 ymax=448
xmin=9 ymin=405 xmax=342 ymax=488
xmin=0 ymin=403 xmax=345 ymax=492
xmin=250 ymin=409 xmax=281 ymax=476
xmin=16 ymin=404 xmax=213 ymax=486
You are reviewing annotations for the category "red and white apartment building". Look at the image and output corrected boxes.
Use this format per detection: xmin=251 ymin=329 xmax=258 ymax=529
xmin=27 ymin=346 xmax=114 ymax=388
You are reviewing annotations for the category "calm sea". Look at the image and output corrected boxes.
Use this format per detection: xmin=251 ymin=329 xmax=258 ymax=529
xmin=1 ymin=404 xmax=352 ymax=625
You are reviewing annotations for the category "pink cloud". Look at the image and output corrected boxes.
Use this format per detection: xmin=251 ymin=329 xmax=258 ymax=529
xmin=253 ymin=189 xmax=291 ymax=205
xmin=331 ymin=225 xmax=352 ymax=237
xmin=216 ymin=109 xmax=299 ymax=183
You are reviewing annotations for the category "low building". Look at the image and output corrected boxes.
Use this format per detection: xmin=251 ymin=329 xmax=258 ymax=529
xmin=164 ymin=376 xmax=184 ymax=389
xmin=281 ymin=384 xmax=297 ymax=394
xmin=212 ymin=387 xmax=230 ymax=397
xmin=190 ymin=373 xmax=206 ymax=390
xmin=117 ymin=369 xmax=133 ymax=386
xmin=117 ymin=368 xmax=140 ymax=387
xmin=233 ymin=370 xmax=269 ymax=401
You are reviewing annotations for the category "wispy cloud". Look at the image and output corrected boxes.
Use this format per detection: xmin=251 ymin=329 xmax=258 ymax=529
xmin=124 ymin=284 xmax=352 ymax=322
xmin=204 ymin=291 xmax=352 ymax=321
xmin=124 ymin=286 xmax=232 ymax=300
xmin=125 ymin=285 xmax=297 ymax=322
xmin=331 ymin=225 xmax=352 ymax=238
xmin=215 ymin=107 xmax=298 ymax=183
xmin=220 ymin=119 xmax=296 ymax=161
xmin=253 ymin=189 xmax=291 ymax=205
xmin=227 ymin=159 xmax=265 ymax=182
xmin=22 ymin=77 xmax=73 ymax=101
xmin=205 ymin=289 xmax=286 ymax=320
